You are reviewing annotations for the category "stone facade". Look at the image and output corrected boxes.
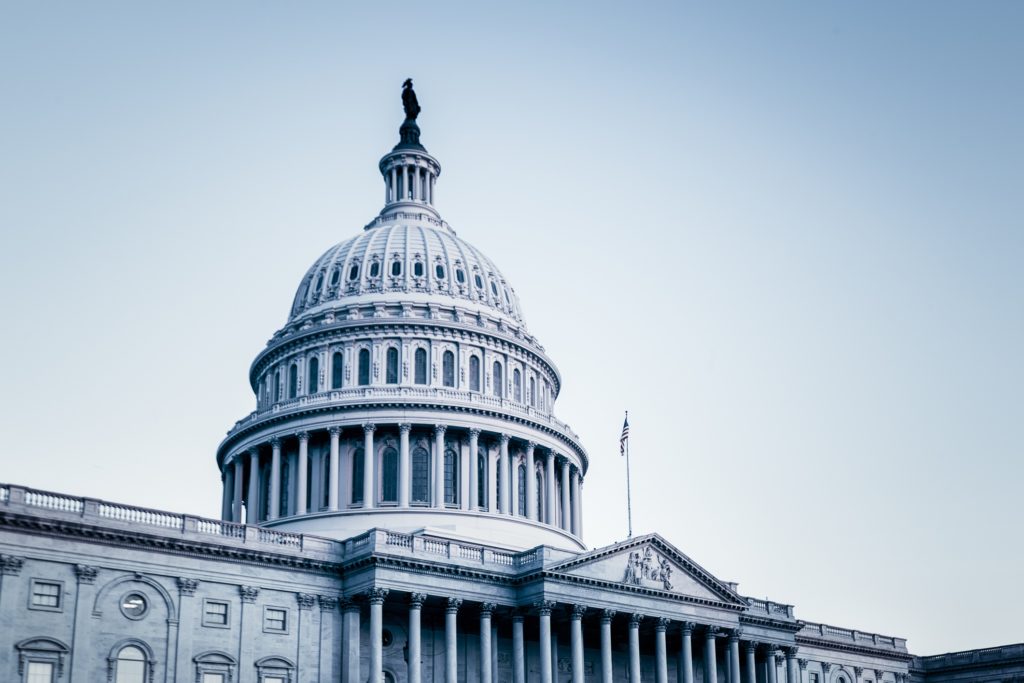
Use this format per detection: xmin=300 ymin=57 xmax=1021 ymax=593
xmin=1 ymin=87 xmax=1020 ymax=683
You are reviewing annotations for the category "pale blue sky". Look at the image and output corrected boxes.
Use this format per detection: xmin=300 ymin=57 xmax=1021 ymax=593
xmin=1 ymin=2 xmax=1021 ymax=655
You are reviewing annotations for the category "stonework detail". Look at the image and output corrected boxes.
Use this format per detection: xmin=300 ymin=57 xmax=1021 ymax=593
xmin=176 ymin=577 xmax=199 ymax=595
xmin=75 ymin=564 xmax=99 ymax=584
xmin=296 ymin=593 xmax=317 ymax=610
xmin=239 ymin=585 xmax=260 ymax=603
xmin=622 ymin=545 xmax=673 ymax=590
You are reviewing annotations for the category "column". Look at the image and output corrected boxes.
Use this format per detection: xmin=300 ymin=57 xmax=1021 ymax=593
xmin=232 ymin=457 xmax=244 ymax=523
xmin=491 ymin=624 xmax=499 ymax=683
xmin=765 ymin=648 xmax=778 ymax=683
xmin=600 ymin=609 xmax=616 ymax=683
xmin=402 ymin=165 xmax=408 ymax=201
xmin=511 ymin=454 xmax=520 ymax=516
xmin=468 ymin=429 xmax=481 ymax=511
xmin=545 ymin=451 xmax=556 ymax=524
xmin=328 ymin=427 xmax=341 ymax=511
xmin=246 ymin=448 xmax=260 ymax=523
xmin=445 ymin=598 xmax=462 ymax=683
xmin=560 ymin=457 xmax=571 ymax=531
xmin=570 ymin=466 xmax=582 ymax=535
xmin=220 ymin=471 xmax=232 ymax=520
xmin=296 ymin=432 xmax=309 ymax=515
xmin=629 ymin=613 xmax=644 ymax=683
xmin=480 ymin=603 xmax=496 ymax=683
xmin=368 ymin=588 xmax=388 ymax=683
xmin=728 ymin=630 xmax=742 ymax=683
xmin=745 ymin=642 xmax=758 ymax=683
xmin=488 ymin=443 xmax=499 ymax=511
xmin=390 ymin=167 xmax=397 ymax=203
xmin=512 ymin=613 xmax=526 ymax=683
xmin=525 ymin=442 xmax=537 ymax=520
xmin=434 ymin=424 xmax=447 ymax=507
xmin=499 ymin=434 xmax=511 ymax=514
xmin=799 ymin=660 xmax=809 ymax=683
xmin=363 ymin=423 xmax=376 ymax=509
xmin=656 ymin=618 xmax=671 ymax=683
xmin=399 ymin=423 xmax=412 ymax=507
xmin=705 ymin=627 xmax=720 ymax=683
xmin=786 ymin=649 xmax=800 ymax=683
xmin=679 ymin=622 xmax=695 ymax=683
xmin=342 ymin=599 xmax=361 ymax=683
xmin=537 ymin=601 xmax=554 ymax=683
xmin=571 ymin=605 xmax=587 ymax=683
xmin=408 ymin=593 xmax=426 ymax=683
xmin=269 ymin=438 xmax=281 ymax=519
xmin=821 ymin=663 xmax=832 ymax=683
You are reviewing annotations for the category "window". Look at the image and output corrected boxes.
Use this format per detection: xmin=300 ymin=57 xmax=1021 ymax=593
xmin=273 ymin=372 xmax=280 ymax=402
xmin=390 ymin=260 xmax=402 ymax=277
xmin=288 ymin=363 xmax=297 ymax=398
xmin=348 ymin=264 xmax=359 ymax=281
xmin=26 ymin=662 xmax=54 ymax=683
xmin=412 ymin=446 xmax=430 ymax=504
xmin=474 ymin=273 xmax=483 ymax=289
xmin=369 ymin=260 xmax=380 ymax=278
xmin=414 ymin=261 xmax=424 ymax=277
xmin=477 ymin=449 xmax=487 ymax=508
xmin=518 ymin=463 xmax=527 ymax=516
xmin=490 ymin=280 xmax=498 ymax=296
xmin=382 ymin=447 xmax=398 ymax=503
xmin=321 ymin=454 xmax=331 ymax=508
xmin=16 ymin=638 xmax=68 ymax=683
xmin=203 ymin=600 xmax=229 ymax=627
xmin=331 ymin=352 xmax=343 ymax=389
xmin=469 ymin=356 xmax=480 ymax=392
xmin=414 ymin=348 xmax=427 ymax=384
xmin=442 ymin=351 xmax=455 ymax=387
xmin=254 ymin=657 xmax=295 ymax=683
xmin=536 ymin=470 xmax=544 ymax=520
xmin=358 ymin=349 xmax=370 ymax=386
xmin=330 ymin=268 xmax=340 ymax=286
xmin=495 ymin=461 xmax=502 ymax=512
xmin=444 ymin=447 xmax=458 ymax=505
xmin=314 ymin=272 xmax=323 ymax=292
xmin=385 ymin=347 xmax=399 ymax=384
xmin=455 ymin=268 xmax=465 ymax=284
xmin=351 ymin=447 xmax=364 ymax=504
xmin=529 ymin=377 xmax=536 ymax=406
xmin=30 ymin=580 xmax=61 ymax=610
xmin=513 ymin=369 xmax=521 ymax=401
xmin=114 ymin=645 xmax=147 ymax=683
xmin=119 ymin=592 xmax=148 ymax=620
xmin=435 ymin=264 xmax=445 ymax=279
xmin=307 ymin=356 xmax=319 ymax=395
xmin=492 ymin=361 xmax=503 ymax=398
xmin=202 ymin=675 xmax=225 ymax=683
xmin=264 ymin=607 xmax=288 ymax=633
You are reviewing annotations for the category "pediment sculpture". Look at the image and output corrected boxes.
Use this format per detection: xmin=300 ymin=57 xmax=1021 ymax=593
xmin=623 ymin=545 xmax=673 ymax=591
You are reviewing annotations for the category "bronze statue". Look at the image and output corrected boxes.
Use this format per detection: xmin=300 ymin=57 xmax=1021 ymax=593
xmin=402 ymin=78 xmax=420 ymax=121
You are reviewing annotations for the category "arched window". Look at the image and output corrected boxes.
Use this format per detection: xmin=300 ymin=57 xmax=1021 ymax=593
xmin=435 ymin=263 xmax=445 ymax=279
xmin=495 ymin=460 xmax=502 ymax=512
xmin=518 ymin=463 xmax=527 ymax=516
xmin=358 ymin=349 xmax=370 ymax=386
xmin=369 ymin=260 xmax=380 ymax=278
xmin=351 ymin=447 xmax=364 ymax=505
xmin=314 ymin=272 xmax=324 ymax=292
xmin=455 ymin=268 xmax=465 ymax=284
xmin=414 ymin=348 xmax=428 ymax=384
xmin=442 ymin=351 xmax=455 ymax=387
xmin=477 ymin=448 xmax=487 ymax=509
xmin=444 ymin=447 xmax=458 ymax=505
xmin=288 ymin=363 xmax=298 ymax=399
xmin=513 ymin=369 xmax=522 ymax=402
xmin=330 ymin=268 xmax=340 ymax=286
xmin=490 ymin=280 xmax=499 ymax=296
xmin=390 ymin=260 xmax=402 ymax=277
xmin=469 ymin=356 xmax=481 ymax=392
xmin=113 ymin=645 xmax=148 ymax=683
xmin=385 ymin=347 xmax=399 ymax=384
xmin=321 ymin=454 xmax=330 ymax=508
xmin=348 ymin=264 xmax=360 ymax=281
xmin=529 ymin=377 xmax=536 ymax=406
xmin=414 ymin=261 xmax=424 ymax=278
xmin=412 ymin=446 xmax=430 ymax=504
xmin=273 ymin=372 xmax=280 ymax=402
xmin=331 ymin=352 xmax=343 ymax=389
xmin=474 ymin=273 xmax=484 ymax=290
xmin=381 ymin=447 xmax=398 ymax=503
xmin=536 ymin=470 xmax=544 ymax=521
xmin=307 ymin=356 xmax=319 ymax=395
xmin=492 ymin=361 xmax=503 ymax=398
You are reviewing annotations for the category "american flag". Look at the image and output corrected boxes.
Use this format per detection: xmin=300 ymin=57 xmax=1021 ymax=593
xmin=619 ymin=412 xmax=630 ymax=456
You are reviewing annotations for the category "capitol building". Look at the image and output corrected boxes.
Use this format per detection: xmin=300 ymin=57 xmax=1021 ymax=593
xmin=0 ymin=84 xmax=1020 ymax=683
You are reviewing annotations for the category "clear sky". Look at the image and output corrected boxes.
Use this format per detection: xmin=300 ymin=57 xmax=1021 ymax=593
xmin=1 ymin=1 xmax=1021 ymax=655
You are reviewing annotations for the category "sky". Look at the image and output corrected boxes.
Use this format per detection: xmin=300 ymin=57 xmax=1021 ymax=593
xmin=1 ymin=1 xmax=1022 ymax=656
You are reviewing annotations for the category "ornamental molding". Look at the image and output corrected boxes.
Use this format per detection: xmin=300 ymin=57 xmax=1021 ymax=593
xmin=176 ymin=577 xmax=199 ymax=596
xmin=317 ymin=595 xmax=339 ymax=611
xmin=366 ymin=588 xmax=389 ymax=605
xmin=75 ymin=564 xmax=99 ymax=584
xmin=480 ymin=602 xmax=497 ymax=616
xmin=629 ymin=613 xmax=644 ymax=627
xmin=601 ymin=609 xmax=617 ymax=623
xmin=296 ymin=593 xmax=317 ymax=610
xmin=0 ymin=554 xmax=24 ymax=575
xmin=239 ymin=586 xmax=260 ymax=603
xmin=533 ymin=600 xmax=556 ymax=615
xmin=446 ymin=597 xmax=462 ymax=613
xmin=408 ymin=592 xmax=428 ymax=607
xmin=570 ymin=604 xmax=587 ymax=619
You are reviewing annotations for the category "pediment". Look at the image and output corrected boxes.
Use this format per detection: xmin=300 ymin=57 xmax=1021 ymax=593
xmin=548 ymin=534 xmax=745 ymax=606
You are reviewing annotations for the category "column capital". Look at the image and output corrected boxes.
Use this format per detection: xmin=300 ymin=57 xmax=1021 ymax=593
xmin=339 ymin=596 xmax=360 ymax=613
xmin=367 ymin=587 xmax=389 ymax=605
xmin=785 ymin=647 xmax=800 ymax=658
xmin=480 ymin=602 xmax=497 ymax=617
xmin=728 ymin=628 xmax=743 ymax=642
xmin=775 ymin=653 xmax=786 ymax=665
xmin=296 ymin=431 xmax=310 ymax=443
xmin=533 ymin=599 xmax=556 ymax=616
xmin=874 ymin=671 xmax=885 ymax=681
xmin=798 ymin=660 xmax=808 ymax=671
xmin=655 ymin=617 xmax=671 ymax=632
xmin=680 ymin=621 xmax=696 ymax=635
xmin=297 ymin=593 xmax=317 ymax=610
xmin=499 ymin=433 xmax=511 ymax=445
xmin=526 ymin=441 xmax=537 ymax=451
xmin=853 ymin=668 xmax=863 ymax=678
xmin=570 ymin=604 xmax=587 ymax=619
xmin=629 ymin=613 xmax=644 ymax=628
xmin=248 ymin=446 xmax=260 ymax=457
xmin=446 ymin=597 xmax=463 ymax=614
xmin=409 ymin=592 xmax=428 ymax=608
xmin=468 ymin=427 xmax=481 ymax=438
xmin=821 ymin=663 xmax=832 ymax=674
xmin=512 ymin=613 xmax=525 ymax=624
xmin=745 ymin=640 xmax=759 ymax=654
xmin=328 ymin=426 xmax=342 ymax=437
xmin=176 ymin=577 xmax=198 ymax=595
xmin=434 ymin=423 xmax=447 ymax=436
xmin=269 ymin=437 xmax=282 ymax=449
xmin=239 ymin=585 xmax=260 ymax=603
xmin=318 ymin=595 xmax=339 ymax=611
xmin=74 ymin=564 xmax=99 ymax=585
xmin=363 ymin=422 xmax=376 ymax=434
xmin=399 ymin=423 xmax=412 ymax=434
xmin=705 ymin=626 xmax=721 ymax=638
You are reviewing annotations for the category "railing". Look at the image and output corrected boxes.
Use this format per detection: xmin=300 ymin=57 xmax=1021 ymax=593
xmin=745 ymin=597 xmax=795 ymax=619
xmin=24 ymin=490 xmax=84 ymax=513
xmin=100 ymin=503 xmax=182 ymax=528
xmin=916 ymin=644 xmax=1024 ymax=668
xmin=798 ymin=620 xmax=907 ymax=652
xmin=195 ymin=518 xmax=246 ymax=538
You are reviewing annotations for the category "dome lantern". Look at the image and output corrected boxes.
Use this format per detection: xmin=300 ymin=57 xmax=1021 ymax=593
xmin=377 ymin=79 xmax=441 ymax=221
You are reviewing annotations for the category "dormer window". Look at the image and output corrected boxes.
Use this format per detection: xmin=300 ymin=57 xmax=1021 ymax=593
xmin=369 ymin=261 xmax=380 ymax=278
xmin=414 ymin=261 xmax=425 ymax=277
xmin=314 ymin=272 xmax=324 ymax=291
xmin=348 ymin=264 xmax=360 ymax=281
xmin=490 ymin=280 xmax=498 ymax=296
xmin=474 ymin=274 xmax=483 ymax=289
xmin=330 ymin=268 xmax=340 ymax=286
xmin=455 ymin=268 xmax=465 ymax=284
xmin=391 ymin=260 xmax=402 ymax=277
xmin=435 ymin=264 xmax=445 ymax=279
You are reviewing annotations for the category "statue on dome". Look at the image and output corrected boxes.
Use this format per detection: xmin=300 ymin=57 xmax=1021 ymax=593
xmin=402 ymin=78 xmax=421 ymax=121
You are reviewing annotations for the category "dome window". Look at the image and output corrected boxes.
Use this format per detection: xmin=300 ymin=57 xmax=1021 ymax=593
xmin=455 ymin=268 xmax=465 ymax=284
xmin=390 ymin=260 xmax=402 ymax=277
xmin=412 ymin=446 xmax=430 ymax=504
xmin=490 ymin=280 xmax=498 ymax=296
xmin=357 ymin=349 xmax=370 ymax=386
xmin=442 ymin=351 xmax=455 ymax=387
xmin=314 ymin=272 xmax=324 ymax=291
xmin=385 ymin=347 xmax=399 ymax=384
xmin=414 ymin=261 xmax=424 ymax=278
xmin=331 ymin=351 xmax=344 ymax=389
xmin=369 ymin=261 xmax=380 ymax=278
xmin=469 ymin=356 xmax=481 ymax=392
xmin=307 ymin=356 xmax=319 ymax=395
xmin=435 ymin=264 xmax=445 ymax=279
xmin=348 ymin=264 xmax=360 ymax=281
xmin=330 ymin=268 xmax=340 ymax=286
xmin=414 ymin=348 xmax=428 ymax=385
xmin=474 ymin=274 xmax=483 ymax=289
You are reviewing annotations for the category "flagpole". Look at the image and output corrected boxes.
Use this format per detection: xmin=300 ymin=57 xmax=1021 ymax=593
xmin=625 ymin=415 xmax=633 ymax=538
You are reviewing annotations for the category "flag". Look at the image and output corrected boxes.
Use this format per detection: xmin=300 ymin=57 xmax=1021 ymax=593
xmin=619 ymin=412 xmax=630 ymax=456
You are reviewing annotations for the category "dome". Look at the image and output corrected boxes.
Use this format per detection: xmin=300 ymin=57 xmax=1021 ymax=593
xmin=289 ymin=220 xmax=526 ymax=328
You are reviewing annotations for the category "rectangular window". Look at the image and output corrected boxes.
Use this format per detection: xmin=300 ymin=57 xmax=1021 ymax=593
xmin=263 ymin=677 xmax=285 ymax=683
xmin=29 ymin=580 xmax=62 ymax=611
xmin=27 ymin=662 xmax=54 ymax=683
xmin=201 ymin=674 xmax=225 ymax=683
xmin=811 ymin=675 xmax=819 ymax=683
xmin=264 ymin=607 xmax=288 ymax=633
xmin=203 ymin=600 xmax=230 ymax=627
